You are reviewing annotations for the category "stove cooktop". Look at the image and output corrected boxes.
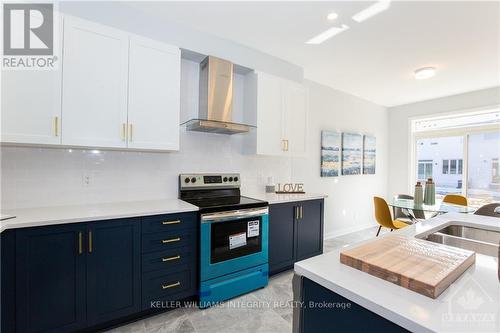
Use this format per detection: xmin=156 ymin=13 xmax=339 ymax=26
xmin=182 ymin=195 xmax=267 ymax=213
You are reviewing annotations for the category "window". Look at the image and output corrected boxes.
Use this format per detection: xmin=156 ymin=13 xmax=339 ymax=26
xmin=442 ymin=160 xmax=449 ymax=174
xmin=416 ymin=137 xmax=463 ymax=196
xmin=417 ymin=160 xmax=433 ymax=180
xmin=412 ymin=108 xmax=500 ymax=208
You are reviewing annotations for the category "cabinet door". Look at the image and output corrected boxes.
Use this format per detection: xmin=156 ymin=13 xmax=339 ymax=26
xmin=1 ymin=14 xmax=62 ymax=145
xmin=256 ymin=72 xmax=286 ymax=155
xmin=16 ymin=224 xmax=86 ymax=333
xmin=62 ymin=16 xmax=129 ymax=148
xmin=284 ymin=82 xmax=308 ymax=155
xmin=296 ymin=200 xmax=324 ymax=261
xmin=127 ymin=37 xmax=180 ymax=150
xmin=268 ymin=202 xmax=296 ymax=274
xmin=86 ymin=218 xmax=141 ymax=326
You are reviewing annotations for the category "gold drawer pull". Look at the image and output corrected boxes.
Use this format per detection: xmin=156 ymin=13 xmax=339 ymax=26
xmin=162 ymin=237 xmax=181 ymax=244
xmin=162 ymin=220 xmax=181 ymax=225
xmin=162 ymin=255 xmax=181 ymax=262
xmin=162 ymin=281 xmax=180 ymax=290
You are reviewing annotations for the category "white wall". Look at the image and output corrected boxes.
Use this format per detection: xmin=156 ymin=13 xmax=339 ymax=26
xmin=294 ymin=81 xmax=388 ymax=238
xmin=387 ymin=87 xmax=500 ymax=196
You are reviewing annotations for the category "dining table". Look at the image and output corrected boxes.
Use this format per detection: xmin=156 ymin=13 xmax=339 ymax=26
xmin=388 ymin=198 xmax=476 ymax=223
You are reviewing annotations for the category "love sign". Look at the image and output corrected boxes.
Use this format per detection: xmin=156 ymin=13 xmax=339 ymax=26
xmin=275 ymin=183 xmax=305 ymax=194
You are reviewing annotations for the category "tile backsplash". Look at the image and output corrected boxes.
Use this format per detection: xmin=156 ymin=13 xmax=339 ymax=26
xmin=1 ymin=131 xmax=292 ymax=209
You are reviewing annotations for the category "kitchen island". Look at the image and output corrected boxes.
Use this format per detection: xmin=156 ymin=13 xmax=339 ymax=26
xmin=293 ymin=213 xmax=499 ymax=333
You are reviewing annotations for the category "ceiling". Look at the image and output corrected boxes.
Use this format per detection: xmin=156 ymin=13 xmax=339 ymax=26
xmin=127 ymin=1 xmax=499 ymax=107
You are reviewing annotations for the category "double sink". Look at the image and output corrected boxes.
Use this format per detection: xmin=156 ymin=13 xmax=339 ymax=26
xmin=420 ymin=224 xmax=500 ymax=257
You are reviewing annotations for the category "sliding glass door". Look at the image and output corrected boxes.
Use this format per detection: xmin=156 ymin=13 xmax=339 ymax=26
xmin=467 ymin=132 xmax=500 ymax=207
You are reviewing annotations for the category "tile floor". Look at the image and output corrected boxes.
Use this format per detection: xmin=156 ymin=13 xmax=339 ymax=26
xmin=105 ymin=226 xmax=385 ymax=333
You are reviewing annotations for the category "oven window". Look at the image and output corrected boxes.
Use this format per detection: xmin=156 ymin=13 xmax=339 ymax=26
xmin=210 ymin=216 xmax=262 ymax=264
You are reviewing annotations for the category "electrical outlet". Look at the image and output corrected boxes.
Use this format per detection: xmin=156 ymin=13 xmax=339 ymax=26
xmin=82 ymin=173 xmax=92 ymax=187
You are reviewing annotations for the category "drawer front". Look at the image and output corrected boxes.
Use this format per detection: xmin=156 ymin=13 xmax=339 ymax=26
xmin=142 ymin=266 xmax=196 ymax=309
xmin=142 ymin=246 xmax=194 ymax=273
xmin=142 ymin=229 xmax=195 ymax=253
xmin=142 ymin=212 xmax=197 ymax=234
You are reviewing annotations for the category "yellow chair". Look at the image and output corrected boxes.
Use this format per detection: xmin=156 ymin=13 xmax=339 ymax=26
xmin=373 ymin=196 xmax=409 ymax=236
xmin=443 ymin=194 xmax=468 ymax=206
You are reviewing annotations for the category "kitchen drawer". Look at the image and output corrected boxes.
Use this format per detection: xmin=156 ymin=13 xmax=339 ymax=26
xmin=142 ymin=228 xmax=196 ymax=253
xmin=142 ymin=212 xmax=197 ymax=234
xmin=142 ymin=246 xmax=194 ymax=273
xmin=142 ymin=266 xmax=196 ymax=309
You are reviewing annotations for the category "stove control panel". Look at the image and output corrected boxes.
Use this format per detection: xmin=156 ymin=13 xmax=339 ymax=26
xmin=180 ymin=173 xmax=241 ymax=189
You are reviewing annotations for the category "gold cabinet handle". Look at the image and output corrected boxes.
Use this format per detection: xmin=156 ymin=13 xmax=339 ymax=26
xmin=162 ymin=281 xmax=180 ymax=290
xmin=282 ymin=139 xmax=289 ymax=151
xmin=162 ymin=237 xmax=180 ymax=244
xmin=162 ymin=255 xmax=181 ymax=262
xmin=54 ymin=116 xmax=59 ymax=136
xmin=121 ymin=123 xmax=127 ymax=141
xmin=88 ymin=230 xmax=93 ymax=253
xmin=300 ymin=206 xmax=303 ymax=219
xmin=162 ymin=220 xmax=181 ymax=225
xmin=129 ymin=124 xmax=133 ymax=142
xmin=295 ymin=206 xmax=300 ymax=220
xmin=78 ymin=232 xmax=83 ymax=255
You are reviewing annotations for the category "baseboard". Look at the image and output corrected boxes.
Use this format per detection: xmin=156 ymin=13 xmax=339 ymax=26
xmin=324 ymin=223 xmax=376 ymax=240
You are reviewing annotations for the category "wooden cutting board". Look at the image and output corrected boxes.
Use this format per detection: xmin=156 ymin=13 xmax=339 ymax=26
xmin=340 ymin=234 xmax=475 ymax=298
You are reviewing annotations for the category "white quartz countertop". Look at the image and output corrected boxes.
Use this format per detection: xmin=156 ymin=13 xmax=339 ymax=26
xmin=0 ymin=199 xmax=198 ymax=233
xmin=245 ymin=192 xmax=327 ymax=204
xmin=295 ymin=213 xmax=500 ymax=333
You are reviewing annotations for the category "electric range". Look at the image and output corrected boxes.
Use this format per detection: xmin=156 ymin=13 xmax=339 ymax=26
xmin=179 ymin=173 xmax=269 ymax=308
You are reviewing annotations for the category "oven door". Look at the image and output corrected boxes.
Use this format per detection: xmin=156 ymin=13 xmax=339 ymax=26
xmin=200 ymin=207 xmax=269 ymax=281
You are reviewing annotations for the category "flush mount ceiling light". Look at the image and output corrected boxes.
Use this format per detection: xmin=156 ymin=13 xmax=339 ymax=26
xmin=306 ymin=24 xmax=349 ymax=44
xmin=327 ymin=12 xmax=338 ymax=21
xmin=352 ymin=0 xmax=391 ymax=23
xmin=414 ymin=67 xmax=436 ymax=80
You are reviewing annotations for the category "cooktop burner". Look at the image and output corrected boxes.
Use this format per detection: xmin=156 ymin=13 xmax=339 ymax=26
xmin=178 ymin=173 xmax=267 ymax=213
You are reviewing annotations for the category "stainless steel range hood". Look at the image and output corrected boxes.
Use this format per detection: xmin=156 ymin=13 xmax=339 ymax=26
xmin=183 ymin=56 xmax=254 ymax=135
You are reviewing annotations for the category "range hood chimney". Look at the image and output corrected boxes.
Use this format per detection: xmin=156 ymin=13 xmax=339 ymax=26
xmin=183 ymin=56 xmax=253 ymax=134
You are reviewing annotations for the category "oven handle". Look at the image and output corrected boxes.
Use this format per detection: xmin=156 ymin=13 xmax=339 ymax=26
xmin=201 ymin=207 xmax=269 ymax=223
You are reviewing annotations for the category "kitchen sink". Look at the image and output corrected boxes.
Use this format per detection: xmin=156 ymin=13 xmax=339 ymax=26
xmin=422 ymin=224 xmax=500 ymax=257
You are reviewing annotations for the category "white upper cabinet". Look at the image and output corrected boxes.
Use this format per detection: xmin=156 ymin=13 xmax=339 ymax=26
xmin=1 ymin=15 xmax=62 ymax=145
xmin=127 ymin=37 xmax=180 ymax=151
xmin=284 ymin=81 xmax=308 ymax=156
xmin=61 ymin=16 xmax=129 ymax=148
xmin=254 ymin=72 xmax=286 ymax=156
xmin=245 ymin=71 xmax=308 ymax=156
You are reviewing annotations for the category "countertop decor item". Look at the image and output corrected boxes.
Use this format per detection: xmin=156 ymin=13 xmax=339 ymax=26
xmin=424 ymin=178 xmax=436 ymax=205
xmin=275 ymin=183 xmax=305 ymax=194
xmin=341 ymin=133 xmax=363 ymax=175
xmin=340 ymin=234 xmax=475 ymax=299
xmin=321 ymin=131 xmax=341 ymax=177
xmin=265 ymin=176 xmax=276 ymax=193
xmin=362 ymin=135 xmax=376 ymax=175
xmin=414 ymin=182 xmax=423 ymax=205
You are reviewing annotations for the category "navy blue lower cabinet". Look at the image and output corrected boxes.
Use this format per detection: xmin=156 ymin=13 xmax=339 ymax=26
xmin=295 ymin=200 xmax=324 ymax=261
xmin=268 ymin=202 xmax=296 ymax=275
xmin=86 ymin=218 xmax=141 ymax=326
xmin=15 ymin=224 xmax=87 ymax=333
xmin=294 ymin=276 xmax=409 ymax=333
xmin=269 ymin=199 xmax=324 ymax=275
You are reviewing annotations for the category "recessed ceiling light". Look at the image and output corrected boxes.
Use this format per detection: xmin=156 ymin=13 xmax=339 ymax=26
xmin=306 ymin=24 xmax=349 ymax=44
xmin=327 ymin=12 xmax=338 ymax=21
xmin=352 ymin=0 xmax=391 ymax=23
xmin=414 ymin=67 xmax=436 ymax=80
